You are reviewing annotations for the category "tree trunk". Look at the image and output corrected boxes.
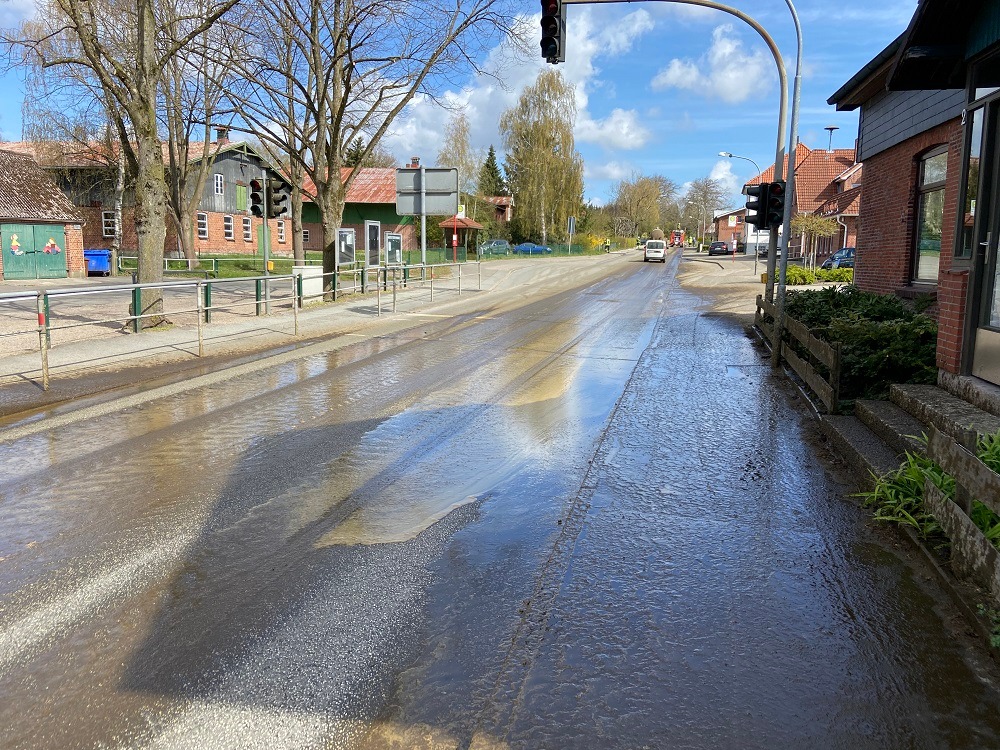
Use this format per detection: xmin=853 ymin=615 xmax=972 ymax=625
xmin=110 ymin=149 xmax=125 ymax=275
xmin=133 ymin=129 xmax=168 ymax=327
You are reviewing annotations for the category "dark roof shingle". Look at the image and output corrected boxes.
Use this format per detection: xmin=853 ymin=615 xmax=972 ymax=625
xmin=0 ymin=150 xmax=83 ymax=223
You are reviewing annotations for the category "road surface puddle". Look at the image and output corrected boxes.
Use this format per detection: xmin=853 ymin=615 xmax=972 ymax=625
xmin=315 ymin=495 xmax=479 ymax=546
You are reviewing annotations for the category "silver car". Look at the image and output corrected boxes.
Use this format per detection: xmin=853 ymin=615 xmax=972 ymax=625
xmin=643 ymin=239 xmax=667 ymax=263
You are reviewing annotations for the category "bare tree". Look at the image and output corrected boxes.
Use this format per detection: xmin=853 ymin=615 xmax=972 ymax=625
xmin=7 ymin=0 xmax=239 ymax=326
xmin=227 ymin=0 xmax=520 ymax=292
xmin=437 ymin=111 xmax=482 ymax=198
xmin=683 ymin=176 xmax=728 ymax=241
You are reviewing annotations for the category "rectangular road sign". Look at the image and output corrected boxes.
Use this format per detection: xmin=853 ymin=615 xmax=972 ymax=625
xmin=395 ymin=168 xmax=459 ymax=216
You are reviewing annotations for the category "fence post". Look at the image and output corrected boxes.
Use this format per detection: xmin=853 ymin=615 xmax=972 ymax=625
xmin=430 ymin=273 xmax=434 ymax=303
xmin=255 ymin=279 xmax=263 ymax=316
xmin=196 ymin=281 xmax=204 ymax=357
xmin=292 ymin=275 xmax=299 ymax=335
xmin=479 ymin=260 xmax=482 ymax=291
xmin=132 ymin=284 xmax=142 ymax=333
xmin=830 ymin=342 xmax=842 ymax=414
xmin=393 ymin=267 xmax=398 ymax=313
xmin=377 ymin=273 xmax=381 ymax=317
xmin=955 ymin=428 xmax=979 ymax=516
xmin=458 ymin=262 xmax=462 ymax=295
xmin=36 ymin=291 xmax=49 ymax=391
xmin=43 ymin=293 xmax=51 ymax=347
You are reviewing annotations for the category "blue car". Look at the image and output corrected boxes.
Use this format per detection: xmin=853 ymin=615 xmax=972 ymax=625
xmin=514 ymin=242 xmax=553 ymax=254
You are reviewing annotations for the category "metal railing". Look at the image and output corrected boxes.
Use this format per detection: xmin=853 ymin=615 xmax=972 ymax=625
xmin=0 ymin=260 xmax=482 ymax=390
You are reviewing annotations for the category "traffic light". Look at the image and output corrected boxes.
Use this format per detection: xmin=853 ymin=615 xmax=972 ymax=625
xmin=744 ymin=182 xmax=769 ymax=230
xmin=249 ymin=179 xmax=264 ymax=218
xmin=540 ymin=0 xmax=566 ymax=64
xmin=266 ymin=179 xmax=288 ymax=218
xmin=765 ymin=180 xmax=786 ymax=230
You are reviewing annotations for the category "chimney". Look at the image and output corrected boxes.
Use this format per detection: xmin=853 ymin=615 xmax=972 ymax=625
xmin=215 ymin=126 xmax=230 ymax=145
xmin=407 ymin=155 xmax=420 ymax=168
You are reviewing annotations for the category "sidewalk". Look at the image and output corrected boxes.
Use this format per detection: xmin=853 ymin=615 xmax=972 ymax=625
xmin=0 ymin=253 xmax=643 ymax=419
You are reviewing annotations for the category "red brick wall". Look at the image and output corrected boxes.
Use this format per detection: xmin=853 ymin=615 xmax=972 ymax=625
xmin=65 ymin=224 xmax=85 ymax=277
xmin=855 ymin=117 xmax=967 ymax=373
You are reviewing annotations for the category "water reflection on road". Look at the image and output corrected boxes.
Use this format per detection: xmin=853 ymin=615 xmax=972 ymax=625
xmin=0 ymin=254 xmax=998 ymax=749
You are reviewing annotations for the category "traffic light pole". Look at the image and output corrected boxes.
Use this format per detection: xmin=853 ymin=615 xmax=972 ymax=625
xmin=772 ymin=0 xmax=803 ymax=368
xmin=561 ymin=0 xmax=802 ymax=368
xmin=564 ymin=0 xmax=789 ymax=304
xmin=263 ymin=180 xmax=271 ymax=314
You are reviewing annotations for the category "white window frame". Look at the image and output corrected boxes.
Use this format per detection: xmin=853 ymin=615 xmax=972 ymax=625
xmin=243 ymin=217 xmax=253 ymax=242
xmin=214 ymin=173 xmax=224 ymax=196
xmin=277 ymin=220 xmax=286 ymax=243
xmin=102 ymin=211 xmax=116 ymax=238
xmin=223 ymin=215 xmax=234 ymax=240
xmin=197 ymin=212 xmax=208 ymax=240
xmin=302 ymin=229 xmax=310 ymax=243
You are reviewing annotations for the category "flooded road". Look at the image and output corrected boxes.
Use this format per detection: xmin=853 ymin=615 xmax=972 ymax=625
xmin=1 ymin=253 xmax=999 ymax=749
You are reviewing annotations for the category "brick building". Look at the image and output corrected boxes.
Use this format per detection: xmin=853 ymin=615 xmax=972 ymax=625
xmin=828 ymin=0 xmax=998 ymax=383
xmin=713 ymin=208 xmax=745 ymax=250
xmin=0 ymin=150 xmax=85 ymax=280
xmin=2 ymin=134 xmax=291 ymax=260
xmin=746 ymin=143 xmax=859 ymax=261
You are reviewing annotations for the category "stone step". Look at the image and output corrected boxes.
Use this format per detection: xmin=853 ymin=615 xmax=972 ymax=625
xmin=890 ymin=383 xmax=1000 ymax=442
xmin=855 ymin=399 xmax=928 ymax=458
xmin=939 ymin=372 xmax=1000 ymax=419
xmin=819 ymin=414 xmax=903 ymax=487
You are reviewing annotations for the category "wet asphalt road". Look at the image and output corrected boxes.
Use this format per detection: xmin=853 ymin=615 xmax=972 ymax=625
xmin=1 ymin=252 xmax=1000 ymax=749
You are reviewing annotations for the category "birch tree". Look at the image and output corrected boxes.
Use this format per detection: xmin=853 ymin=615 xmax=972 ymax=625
xmin=500 ymin=69 xmax=583 ymax=244
xmin=437 ymin=111 xmax=482 ymax=197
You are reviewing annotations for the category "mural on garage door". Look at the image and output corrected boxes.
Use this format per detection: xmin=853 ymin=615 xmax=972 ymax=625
xmin=2 ymin=224 xmax=66 ymax=279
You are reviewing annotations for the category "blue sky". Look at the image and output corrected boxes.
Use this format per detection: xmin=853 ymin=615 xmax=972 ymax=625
xmin=0 ymin=0 xmax=916 ymax=209
xmin=384 ymin=0 xmax=917 ymax=208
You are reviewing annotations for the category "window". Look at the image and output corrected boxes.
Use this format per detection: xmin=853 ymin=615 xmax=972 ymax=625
xmin=243 ymin=217 xmax=252 ymax=242
xmin=197 ymin=212 xmax=208 ymax=240
xmin=914 ymin=148 xmax=948 ymax=282
xmin=223 ymin=215 xmax=234 ymax=240
xmin=102 ymin=211 xmax=116 ymax=238
xmin=277 ymin=220 xmax=286 ymax=243
xmin=236 ymin=184 xmax=248 ymax=211
xmin=302 ymin=229 xmax=310 ymax=243
xmin=214 ymin=173 xmax=224 ymax=195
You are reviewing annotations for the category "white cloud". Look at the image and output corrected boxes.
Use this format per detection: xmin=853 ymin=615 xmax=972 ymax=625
xmin=586 ymin=161 xmax=632 ymax=181
xmin=651 ymin=24 xmax=774 ymax=104
xmin=577 ymin=108 xmax=650 ymax=150
xmin=381 ymin=6 xmax=658 ymax=167
xmin=709 ymin=159 xmax=741 ymax=200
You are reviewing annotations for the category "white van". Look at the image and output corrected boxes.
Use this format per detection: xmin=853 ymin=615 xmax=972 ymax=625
xmin=643 ymin=239 xmax=667 ymax=263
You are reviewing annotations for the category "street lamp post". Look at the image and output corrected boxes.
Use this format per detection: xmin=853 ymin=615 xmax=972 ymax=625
xmin=719 ymin=151 xmax=762 ymax=275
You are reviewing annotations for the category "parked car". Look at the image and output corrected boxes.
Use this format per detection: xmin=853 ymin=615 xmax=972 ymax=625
xmin=479 ymin=239 xmax=511 ymax=255
xmin=643 ymin=239 xmax=667 ymax=263
xmin=821 ymin=246 xmax=855 ymax=269
xmin=513 ymin=242 xmax=553 ymax=254
xmin=707 ymin=241 xmax=731 ymax=256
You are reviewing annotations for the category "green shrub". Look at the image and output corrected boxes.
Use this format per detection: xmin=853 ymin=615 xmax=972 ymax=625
xmin=815 ymin=268 xmax=854 ymax=283
xmin=860 ymin=430 xmax=1000 ymax=552
xmin=780 ymin=287 xmax=937 ymax=401
xmin=776 ymin=265 xmax=816 ymax=285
